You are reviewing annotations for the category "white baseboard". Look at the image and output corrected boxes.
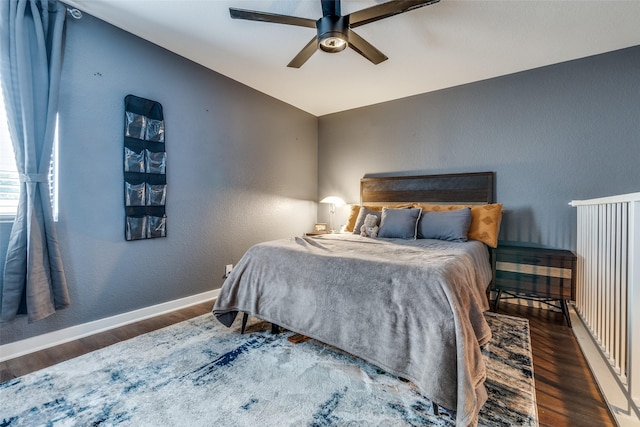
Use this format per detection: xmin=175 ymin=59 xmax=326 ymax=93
xmin=0 ymin=289 xmax=219 ymax=363
xmin=570 ymin=304 xmax=640 ymax=426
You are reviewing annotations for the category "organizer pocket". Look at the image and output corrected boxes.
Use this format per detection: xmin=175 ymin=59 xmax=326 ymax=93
xmin=126 ymin=215 xmax=147 ymax=240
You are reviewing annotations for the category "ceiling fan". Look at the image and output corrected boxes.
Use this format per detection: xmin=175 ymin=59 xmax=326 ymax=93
xmin=229 ymin=0 xmax=440 ymax=68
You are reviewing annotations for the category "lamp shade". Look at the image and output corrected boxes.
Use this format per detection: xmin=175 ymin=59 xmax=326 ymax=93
xmin=320 ymin=196 xmax=345 ymax=207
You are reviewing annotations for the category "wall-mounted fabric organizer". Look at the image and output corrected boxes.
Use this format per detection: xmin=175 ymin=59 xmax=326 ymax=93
xmin=123 ymin=95 xmax=166 ymax=241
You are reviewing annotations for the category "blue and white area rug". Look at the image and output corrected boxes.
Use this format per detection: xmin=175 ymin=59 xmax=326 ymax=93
xmin=1 ymin=312 xmax=537 ymax=426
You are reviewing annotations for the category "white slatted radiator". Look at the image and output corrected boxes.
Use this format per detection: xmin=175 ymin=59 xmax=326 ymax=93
xmin=571 ymin=193 xmax=640 ymax=421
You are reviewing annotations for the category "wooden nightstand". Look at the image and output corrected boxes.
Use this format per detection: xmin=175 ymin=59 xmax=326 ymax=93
xmin=492 ymin=244 xmax=576 ymax=327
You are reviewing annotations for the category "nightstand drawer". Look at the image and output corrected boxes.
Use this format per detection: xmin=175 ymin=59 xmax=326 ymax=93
xmin=496 ymin=251 xmax=574 ymax=270
xmin=495 ymin=261 xmax=572 ymax=280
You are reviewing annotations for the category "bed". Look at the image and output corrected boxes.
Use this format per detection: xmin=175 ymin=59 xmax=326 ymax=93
xmin=213 ymin=171 xmax=502 ymax=426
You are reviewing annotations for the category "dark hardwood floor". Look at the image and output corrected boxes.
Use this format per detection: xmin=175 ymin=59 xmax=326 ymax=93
xmin=0 ymin=301 xmax=615 ymax=426
xmin=497 ymin=303 xmax=615 ymax=427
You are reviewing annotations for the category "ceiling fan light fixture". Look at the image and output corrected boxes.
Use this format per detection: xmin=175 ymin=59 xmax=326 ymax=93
xmin=319 ymin=34 xmax=347 ymax=53
xmin=317 ymin=15 xmax=348 ymax=53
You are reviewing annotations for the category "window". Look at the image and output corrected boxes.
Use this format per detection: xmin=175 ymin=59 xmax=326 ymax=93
xmin=0 ymin=78 xmax=58 ymax=221
xmin=0 ymin=84 xmax=19 ymax=218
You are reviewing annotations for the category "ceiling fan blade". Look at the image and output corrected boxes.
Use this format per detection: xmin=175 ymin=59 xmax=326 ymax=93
xmin=321 ymin=0 xmax=341 ymax=17
xmin=348 ymin=0 xmax=440 ymax=28
xmin=287 ymin=36 xmax=319 ymax=68
xmin=347 ymin=29 xmax=387 ymax=65
xmin=230 ymin=8 xmax=316 ymax=28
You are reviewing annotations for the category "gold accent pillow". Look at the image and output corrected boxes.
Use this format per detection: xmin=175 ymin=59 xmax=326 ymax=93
xmin=345 ymin=205 xmax=360 ymax=232
xmin=414 ymin=203 xmax=503 ymax=248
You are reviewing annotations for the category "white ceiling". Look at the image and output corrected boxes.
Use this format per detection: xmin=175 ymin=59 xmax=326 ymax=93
xmin=63 ymin=0 xmax=640 ymax=117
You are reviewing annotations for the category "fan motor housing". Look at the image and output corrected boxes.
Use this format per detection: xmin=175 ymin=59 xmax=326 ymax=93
xmin=317 ymin=15 xmax=349 ymax=53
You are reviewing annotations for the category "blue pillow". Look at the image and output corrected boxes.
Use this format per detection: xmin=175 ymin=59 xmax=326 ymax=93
xmin=378 ymin=208 xmax=422 ymax=239
xmin=417 ymin=208 xmax=472 ymax=241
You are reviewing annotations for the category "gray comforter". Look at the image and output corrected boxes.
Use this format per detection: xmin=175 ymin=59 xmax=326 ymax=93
xmin=213 ymin=234 xmax=493 ymax=426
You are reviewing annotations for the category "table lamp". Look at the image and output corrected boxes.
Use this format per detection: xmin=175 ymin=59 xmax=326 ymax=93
xmin=320 ymin=196 xmax=345 ymax=233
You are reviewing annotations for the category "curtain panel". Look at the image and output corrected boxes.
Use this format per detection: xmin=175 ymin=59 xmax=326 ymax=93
xmin=0 ymin=0 xmax=69 ymax=322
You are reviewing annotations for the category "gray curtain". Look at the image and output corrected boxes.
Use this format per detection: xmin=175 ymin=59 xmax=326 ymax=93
xmin=0 ymin=0 xmax=69 ymax=322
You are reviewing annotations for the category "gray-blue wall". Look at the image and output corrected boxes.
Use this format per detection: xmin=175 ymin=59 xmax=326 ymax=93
xmin=0 ymin=13 xmax=318 ymax=344
xmin=318 ymin=46 xmax=640 ymax=250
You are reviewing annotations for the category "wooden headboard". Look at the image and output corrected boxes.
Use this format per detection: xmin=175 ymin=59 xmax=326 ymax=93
xmin=360 ymin=172 xmax=495 ymax=205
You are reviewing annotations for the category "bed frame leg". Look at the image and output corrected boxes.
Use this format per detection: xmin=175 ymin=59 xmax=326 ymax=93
xmin=432 ymin=402 xmax=440 ymax=416
xmin=241 ymin=314 xmax=279 ymax=335
xmin=241 ymin=312 xmax=249 ymax=334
